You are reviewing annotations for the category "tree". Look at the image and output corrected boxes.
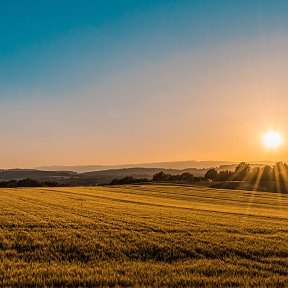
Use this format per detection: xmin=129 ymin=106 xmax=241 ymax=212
xmin=249 ymin=167 xmax=260 ymax=182
xmin=179 ymin=172 xmax=194 ymax=182
xmin=273 ymin=162 xmax=288 ymax=182
xmin=204 ymin=169 xmax=218 ymax=180
xmin=261 ymin=166 xmax=273 ymax=182
xmin=217 ymin=170 xmax=233 ymax=181
xmin=233 ymin=162 xmax=251 ymax=181
xmin=152 ymin=171 xmax=167 ymax=181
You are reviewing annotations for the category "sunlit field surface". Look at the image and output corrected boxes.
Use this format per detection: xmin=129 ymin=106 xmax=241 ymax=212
xmin=0 ymin=184 xmax=288 ymax=287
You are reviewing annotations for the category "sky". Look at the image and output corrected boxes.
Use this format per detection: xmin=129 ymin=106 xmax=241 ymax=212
xmin=1 ymin=0 xmax=288 ymax=168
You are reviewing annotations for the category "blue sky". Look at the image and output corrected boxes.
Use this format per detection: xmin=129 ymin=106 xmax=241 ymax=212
xmin=1 ymin=1 xmax=288 ymax=167
xmin=2 ymin=0 xmax=287 ymax=95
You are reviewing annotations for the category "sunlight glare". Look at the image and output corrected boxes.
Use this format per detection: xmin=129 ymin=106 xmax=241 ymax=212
xmin=262 ymin=131 xmax=283 ymax=149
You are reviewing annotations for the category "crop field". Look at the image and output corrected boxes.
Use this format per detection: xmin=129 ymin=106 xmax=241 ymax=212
xmin=0 ymin=184 xmax=288 ymax=287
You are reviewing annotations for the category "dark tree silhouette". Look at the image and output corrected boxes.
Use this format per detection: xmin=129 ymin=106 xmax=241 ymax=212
xmin=204 ymin=169 xmax=218 ymax=180
xmin=217 ymin=170 xmax=233 ymax=181
xmin=152 ymin=172 xmax=194 ymax=182
xmin=179 ymin=172 xmax=194 ymax=182
xmin=234 ymin=162 xmax=251 ymax=181
xmin=249 ymin=167 xmax=260 ymax=182
xmin=274 ymin=162 xmax=288 ymax=182
xmin=261 ymin=166 xmax=273 ymax=182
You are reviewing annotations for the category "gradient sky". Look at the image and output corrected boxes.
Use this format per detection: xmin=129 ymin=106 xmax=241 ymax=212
xmin=1 ymin=0 xmax=288 ymax=168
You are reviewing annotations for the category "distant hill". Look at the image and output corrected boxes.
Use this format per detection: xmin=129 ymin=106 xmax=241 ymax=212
xmin=0 ymin=169 xmax=76 ymax=181
xmin=80 ymin=167 xmax=207 ymax=177
xmin=53 ymin=167 xmax=209 ymax=186
xmin=37 ymin=161 xmax=235 ymax=173
xmin=0 ymin=167 xmax=206 ymax=185
xmin=0 ymin=162 xmax=279 ymax=186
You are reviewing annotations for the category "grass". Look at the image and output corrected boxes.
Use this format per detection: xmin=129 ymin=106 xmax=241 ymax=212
xmin=0 ymin=184 xmax=288 ymax=287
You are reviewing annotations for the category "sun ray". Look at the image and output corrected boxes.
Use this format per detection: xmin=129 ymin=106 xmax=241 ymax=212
xmin=252 ymin=167 xmax=264 ymax=192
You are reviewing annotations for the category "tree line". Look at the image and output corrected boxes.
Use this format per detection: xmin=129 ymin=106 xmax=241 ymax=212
xmin=2 ymin=162 xmax=288 ymax=191
xmin=108 ymin=162 xmax=288 ymax=192
xmin=152 ymin=162 xmax=288 ymax=183
xmin=204 ymin=162 xmax=288 ymax=183
xmin=151 ymin=170 xmax=233 ymax=182
xmin=0 ymin=178 xmax=62 ymax=188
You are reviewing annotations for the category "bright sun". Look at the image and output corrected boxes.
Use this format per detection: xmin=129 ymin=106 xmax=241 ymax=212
xmin=262 ymin=131 xmax=283 ymax=149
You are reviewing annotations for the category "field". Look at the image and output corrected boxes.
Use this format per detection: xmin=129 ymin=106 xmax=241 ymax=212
xmin=0 ymin=184 xmax=288 ymax=287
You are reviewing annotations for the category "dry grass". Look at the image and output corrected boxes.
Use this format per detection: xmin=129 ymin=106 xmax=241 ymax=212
xmin=0 ymin=184 xmax=287 ymax=287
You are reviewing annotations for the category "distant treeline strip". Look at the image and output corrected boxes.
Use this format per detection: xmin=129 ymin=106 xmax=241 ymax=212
xmin=152 ymin=162 xmax=288 ymax=184
xmin=2 ymin=162 xmax=288 ymax=193
xmin=108 ymin=162 xmax=288 ymax=193
xmin=0 ymin=178 xmax=62 ymax=188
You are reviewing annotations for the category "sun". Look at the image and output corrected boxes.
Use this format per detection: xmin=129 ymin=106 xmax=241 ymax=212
xmin=262 ymin=131 xmax=283 ymax=149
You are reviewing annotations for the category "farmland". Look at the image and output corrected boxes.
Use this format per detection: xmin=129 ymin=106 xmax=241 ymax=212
xmin=0 ymin=184 xmax=288 ymax=287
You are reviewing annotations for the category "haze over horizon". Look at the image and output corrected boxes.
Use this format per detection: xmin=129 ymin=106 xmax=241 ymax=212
xmin=1 ymin=1 xmax=288 ymax=168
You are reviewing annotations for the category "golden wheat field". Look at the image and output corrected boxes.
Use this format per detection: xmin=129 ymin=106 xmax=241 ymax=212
xmin=0 ymin=184 xmax=287 ymax=287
